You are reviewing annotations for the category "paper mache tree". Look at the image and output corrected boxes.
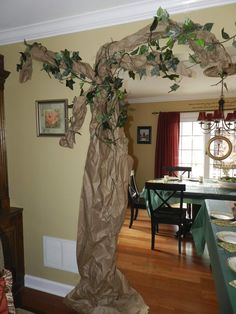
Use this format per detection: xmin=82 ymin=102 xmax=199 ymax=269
xmin=17 ymin=7 xmax=236 ymax=314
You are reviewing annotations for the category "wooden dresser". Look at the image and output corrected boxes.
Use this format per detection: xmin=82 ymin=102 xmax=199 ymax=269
xmin=0 ymin=55 xmax=25 ymax=305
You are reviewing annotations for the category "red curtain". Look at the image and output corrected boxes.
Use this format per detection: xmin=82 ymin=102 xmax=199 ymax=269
xmin=154 ymin=112 xmax=180 ymax=178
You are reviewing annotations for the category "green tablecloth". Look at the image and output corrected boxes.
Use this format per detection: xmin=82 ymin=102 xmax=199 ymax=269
xmin=191 ymin=199 xmax=236 ymax=314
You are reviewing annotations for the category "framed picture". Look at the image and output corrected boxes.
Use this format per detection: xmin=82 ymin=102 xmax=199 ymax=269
xmin=36 ymin=99 xmax=68 ymax=136
xmin=137 ymin=126 xmax=152 ymax=144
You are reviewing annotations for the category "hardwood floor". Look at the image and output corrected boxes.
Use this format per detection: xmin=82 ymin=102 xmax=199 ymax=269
xmin=19 ymin=209 xmax=220 ymax=314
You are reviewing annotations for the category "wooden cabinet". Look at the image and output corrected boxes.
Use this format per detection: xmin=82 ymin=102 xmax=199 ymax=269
xmin=0 ymin=55 xmax=25 ymax=305
xmin=0 ymin=207 xmax=24 ymax=303
xmin=0 ymin=55 xmax=10 ymax=209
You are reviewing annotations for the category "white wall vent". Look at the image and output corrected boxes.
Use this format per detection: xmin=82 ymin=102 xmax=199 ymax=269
xmin=43 ymin=236 xmax=78 ymax=273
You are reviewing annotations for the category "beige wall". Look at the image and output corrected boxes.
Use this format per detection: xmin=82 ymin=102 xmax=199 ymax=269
xmin=0 ymin=3 xmax=235 ymax=286
xmin=0 ymin=18 xmax=152 ymax=286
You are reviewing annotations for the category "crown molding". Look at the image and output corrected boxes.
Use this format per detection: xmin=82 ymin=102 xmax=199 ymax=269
xmin=127 ymin=92 xmax=236 ymax=104
xmin=0 ymin=0 xmax=235 ymax=45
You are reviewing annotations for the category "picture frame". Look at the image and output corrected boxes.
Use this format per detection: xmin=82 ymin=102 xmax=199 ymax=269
xmin=35 ymin=99 xmax=68 ymax=136
xmin=137 ymin=126 xmax=152 ymax=144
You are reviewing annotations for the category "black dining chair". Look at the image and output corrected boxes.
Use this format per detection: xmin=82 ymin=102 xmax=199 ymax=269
xmin=164 ymin=165 xmax=192 ymax=220
xmin=128 ymin=171 xmax=146 ymax=228
xmin=145 ymin=181 xmax=186 ymax=254
xmin=164 ymin=166 xmax=192 ymax=178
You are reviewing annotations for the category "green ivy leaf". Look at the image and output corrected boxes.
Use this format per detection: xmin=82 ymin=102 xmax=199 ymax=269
xmin=150 ymin=16 xmax=158 ymax=32
xmin=163 ymin=49 xmax=173 ymax=61
xmin=80 ymin=88 xmax=84 ymax=96
xmin=137 ymin=68 xmax=147 ymax=79
xmin=221 ymin=28 xmax=230 ymax=40
xmin=177 ymin=34 xmax=188 ymax=45
xmin=66 ymin=79 xmax=75 ymax=90
xmin=183 ymin=18 xmax=195 ymax=32
xmin=156 ymin=7 xmax=169 ymax=22
xmin=166 ymin=37 xmax=175 ymax=49
xmin=128 ymin=70 xmax=135 ymax=80
xmin=16 ymin=63 xmax=22 ymax=72
xmin=195 ymin=38 xmax=205 ymax=47
xmin=151 ymin=65 xmax=160 ymax=77
xmin=113 ymin=77 xmax=123 ymax=89
xmin=80 ymin=73 xmax=86 ymax=80
xmin=146 ymin=52 xmax=156 ymax=62
xmin=130 ymin=47 xmax=139 ymax=55
xmin=203 ymin=23 xmax=214 ymax=32
xmin=168 ymin=83 xmax=180 ymax=93
xmin=139 ymin=45 xmax=149 ymax=55
xmin=72 ymin=51 xmax=82 ymax=62
xmin=86 ymin=91 xmax=95 ymax=103
xmin=19 ymin=52 xmax=27 ymax=62
xmin=163 ymin=74 xmax=179 ymax=81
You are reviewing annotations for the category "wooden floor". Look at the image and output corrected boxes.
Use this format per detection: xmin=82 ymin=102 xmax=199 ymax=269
xmin=19 ymin=209 xmax=220 ymax=314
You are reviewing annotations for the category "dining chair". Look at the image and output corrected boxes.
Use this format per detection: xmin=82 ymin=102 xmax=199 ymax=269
xmin=145 ymin=182 xmax=186 ymax=254
xmin=128 ymin=171 xmax=146 ymax=228
xmin=164 ymin=165 xmax=192 ymax=219
xmin=164 ymin=166 xmax=192 ymax=178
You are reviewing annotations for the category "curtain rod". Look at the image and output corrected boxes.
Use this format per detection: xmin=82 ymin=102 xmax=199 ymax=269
xmin=152 ymin=108 xmax=236 ymax=114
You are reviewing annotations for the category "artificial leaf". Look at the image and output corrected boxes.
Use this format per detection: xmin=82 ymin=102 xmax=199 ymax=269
xmin=221 ymin=28 xmax=230 ymax=40
xmin=183 ymin=18 xmax=194 ymax=32
xmin=156 ymin=7 xmax=169 ymax=22
xmin=146 ymin=52 xmax=156 ymax=62
xmin=113 ymin=77 xmax=123 ymax=89
xmin=137 ymin=68 xmax=147 ymax=79
xmin=151 ymin=65 xmax=160 ymax=76
xmin=66 ymin=79 xmax=75 ymax=90
xmin=139 ymin=45 xmax=149 ymax=55
xmin=128 ymin=70 xmax=135 ymax=80
xmin=177 ymin=34 xmax=188 ymax=45
xmin=19 ymin=52 xmax=27 ymax=62
xmin=169 ymin=83 xmax=180 ymax=93
xmin=150 ymin=16 xmax=158 ymax=32
xmin=203 ymin=22 xmax=214 ymax=32
xmin=72 ymin=51 xmax=82 ymax=61
xmin=195 ymin=38 xmax=205 ymax=47
xmin=163 ymin=74 xmax=179 ymax=80
xmin=166 ymin=37 xmax=175 ymax=49
xmin=16 ymin=64 xmax=22 ymax=72
xmin=130 ymin=47 xmax=139 ymax=55
xmin=86 ymin=91 xmax=95 ymax=103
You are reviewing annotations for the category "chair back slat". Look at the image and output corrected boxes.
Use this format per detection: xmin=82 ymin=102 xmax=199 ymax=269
xmin=164 ymin=166 xmax=192 ymax=178
xmin=145 ymin=182 xmax=185 ymax=214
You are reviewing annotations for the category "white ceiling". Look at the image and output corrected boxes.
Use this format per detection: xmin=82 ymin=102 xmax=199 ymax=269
xmin=1 ymin=0 xmax=236 ymax=102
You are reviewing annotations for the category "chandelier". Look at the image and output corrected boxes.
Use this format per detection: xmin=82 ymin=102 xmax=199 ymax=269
xmin=197 ymin=78 xmax=236 ymax=133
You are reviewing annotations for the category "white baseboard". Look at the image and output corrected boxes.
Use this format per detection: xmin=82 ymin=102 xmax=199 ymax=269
xmin=25 ymin=275 xmax=74 ymax=297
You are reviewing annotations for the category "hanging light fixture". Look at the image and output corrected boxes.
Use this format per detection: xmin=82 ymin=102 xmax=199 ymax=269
xmin=197 ymin=77 xmax=236 ymax=133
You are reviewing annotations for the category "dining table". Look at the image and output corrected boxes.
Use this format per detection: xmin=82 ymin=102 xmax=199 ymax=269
xmin=145 ymin=177 xmax=236 ymax=203
xmin=191 ymin=199 xmax=236 ymax=314
xmin=143 ymin=178 xmax=236 ymax=313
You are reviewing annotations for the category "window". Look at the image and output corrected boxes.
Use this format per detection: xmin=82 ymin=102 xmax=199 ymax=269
xmin=178 ymin=112 xmax=236 ymax=179
xmin=179 ymin=113 xmax=205 ymax=178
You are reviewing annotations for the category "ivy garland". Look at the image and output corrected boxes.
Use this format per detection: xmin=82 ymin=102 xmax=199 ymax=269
xmin=16 ymin=7 xmax=236 ymax=144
